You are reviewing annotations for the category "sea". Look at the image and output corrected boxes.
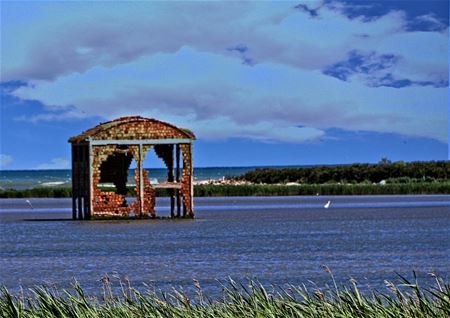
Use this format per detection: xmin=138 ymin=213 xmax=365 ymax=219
xmin=1 ymin=195 xmax=449 ymax=297
xmin=0 ymin=167 xmax=276 ymax=190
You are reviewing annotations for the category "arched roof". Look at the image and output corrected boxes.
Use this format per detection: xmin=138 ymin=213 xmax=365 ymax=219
xmin=69 ymin=116 xmax=195 ymax=143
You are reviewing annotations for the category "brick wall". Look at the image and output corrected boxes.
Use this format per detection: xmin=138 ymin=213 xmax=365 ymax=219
xmin=73 ymin=117 xmax=194 ymax=218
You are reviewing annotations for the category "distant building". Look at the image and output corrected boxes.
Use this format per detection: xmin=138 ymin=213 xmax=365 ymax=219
xmin=68 ymin=116 xmax=195 ymax=219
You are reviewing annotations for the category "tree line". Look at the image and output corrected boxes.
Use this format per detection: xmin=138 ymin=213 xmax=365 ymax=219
xmin=236 ymin=161 xmax=450 ymax=184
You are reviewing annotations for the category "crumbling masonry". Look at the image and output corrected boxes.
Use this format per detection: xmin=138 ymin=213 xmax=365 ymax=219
xmin=68 ymin=116 xmax=195 ymax=219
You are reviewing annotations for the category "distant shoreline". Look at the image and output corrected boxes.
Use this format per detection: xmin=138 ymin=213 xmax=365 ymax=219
xmin=0 ymin=163 xmax=348 ymax=172
xmin=1 ymin=182 xmax=449 ymax=198
xmin=2 ymin=161 xmax=448 ymax=197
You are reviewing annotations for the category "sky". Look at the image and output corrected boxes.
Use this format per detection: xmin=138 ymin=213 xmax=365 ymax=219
xmin=0 ymin=0 xmax=448 ymax=170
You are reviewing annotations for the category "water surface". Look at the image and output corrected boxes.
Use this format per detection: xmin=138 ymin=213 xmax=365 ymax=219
xmin=0 ymin=166 xmax=287 ymax=189
xmin=1 ymin=195 xmax=449 ymax=296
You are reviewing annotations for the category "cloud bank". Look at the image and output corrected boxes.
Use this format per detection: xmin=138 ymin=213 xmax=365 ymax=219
xmin=2 ymin=1 xmax=448 ymax=143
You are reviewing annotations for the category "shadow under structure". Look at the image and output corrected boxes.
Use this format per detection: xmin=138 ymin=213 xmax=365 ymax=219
xmin=68 ymin=116 xmax=195 ymax=220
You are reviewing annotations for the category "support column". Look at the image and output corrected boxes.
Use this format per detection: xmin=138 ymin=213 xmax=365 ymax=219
xmin=88 ymin=138 xmax=93 ymax=219
xmin=78 ymin=196 xmax=83 ymax=220
xmin=176 ymin=144 xmax=181 ymax=217
xmin=138 ymin=143 xmax=144 ymax=216
xmin=182 ymin=144 xmax=187 ymax=218
xmin=189 ymin=143 xmax=194 ymax=214
xmin=71 ymin=144 xmax=77 ymax=220
xmin=84 ymin=196 xmax=90 ymax=219
xmin=170 ymin=192 xmax=175 ymax=218
xmin=180 ymin=143 xmax=193 ymax=218
xmin=169 ymin=145 xmax=175 ymax=218
xmin=72 ymin=197 xmax=77 ymax=220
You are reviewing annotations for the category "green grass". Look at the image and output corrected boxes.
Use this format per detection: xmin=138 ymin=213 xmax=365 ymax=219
xmin=1 ymin=182 xmax=449 ymax=198
xmin=1 ymin=274 xmax=449 ymax=318
xmin=194 ymin=182 xmax=450 ymax=196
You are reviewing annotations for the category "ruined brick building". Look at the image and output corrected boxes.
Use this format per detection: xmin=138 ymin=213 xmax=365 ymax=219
xmin=68 ymin=116 xmax=195 ymax=219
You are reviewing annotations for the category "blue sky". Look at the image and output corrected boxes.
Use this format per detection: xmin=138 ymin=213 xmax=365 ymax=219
xmin=0 ymin=0 xmax=448 ymax=169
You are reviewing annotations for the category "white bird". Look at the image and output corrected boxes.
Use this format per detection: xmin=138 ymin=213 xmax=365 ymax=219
xmin=324 ymin=200 xmax=331 ymax=209
xmin=25 ymin=199 xmax=34 ymax=209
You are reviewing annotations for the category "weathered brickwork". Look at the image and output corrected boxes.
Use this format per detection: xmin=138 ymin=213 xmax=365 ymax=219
xmin=180 ymin=143 xmax=193 ymax=214
xmin=154 ymin=145 xmax=174 ymax=170
xmin=92 ymin=145 xmax=126 ymax=216
xmin=70 ymin=117 xmax=194 ymax=143
xmin=132 ymin=169 xmax=156 ymax=217
xmin=69 ymin=116 xmax=195 ymax=219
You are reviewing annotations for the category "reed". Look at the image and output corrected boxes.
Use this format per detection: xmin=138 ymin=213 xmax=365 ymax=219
xmin=194 ymin=182 xmax=450 ymax=196
xmin=1 ymin=182 xmax=449 ymax=198
xmin=1 ymin=273 xmax=449 ymax=318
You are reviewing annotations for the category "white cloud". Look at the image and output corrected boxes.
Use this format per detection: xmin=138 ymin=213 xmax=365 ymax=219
xmin=2 ymin=2 xmax=447 ymax=83
xmin=2 ymin=1 xmax=448 ymax=144
xmin=11 ymin=47 xmax=448 ymax=143
xmin=0 ymin=154 xmax=13 ymax=168
xmin=35 ymin=158 xmax=70 ymax=170
xmin=414 ymin=13 xmax=447 ymax=31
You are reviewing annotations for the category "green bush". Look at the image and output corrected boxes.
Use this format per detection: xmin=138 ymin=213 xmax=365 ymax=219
xmin=238 ymin=161 xmax=450 ymax=184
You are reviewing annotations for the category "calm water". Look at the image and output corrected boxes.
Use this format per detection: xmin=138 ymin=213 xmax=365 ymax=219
xmin=1 ymin=195 xmax=449 ymax=296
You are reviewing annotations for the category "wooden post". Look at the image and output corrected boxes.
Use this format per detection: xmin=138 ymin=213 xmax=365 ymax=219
xmin=71 ymin=144 xmax=77 ymax=220
xmin=170 ymin=193 xmax=175 ymax=218
xmin=84 ymin=196 xmax=90 ymax=219
xmin=78 ymin=196 xmax=83 ymax=220
xmin=72 ymin=197 xmax=77 ymax=220
xmin=176 ymin=144 xmax=181 ymax=217
xmin=88 ymin=138 xmax=93 ymax=219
